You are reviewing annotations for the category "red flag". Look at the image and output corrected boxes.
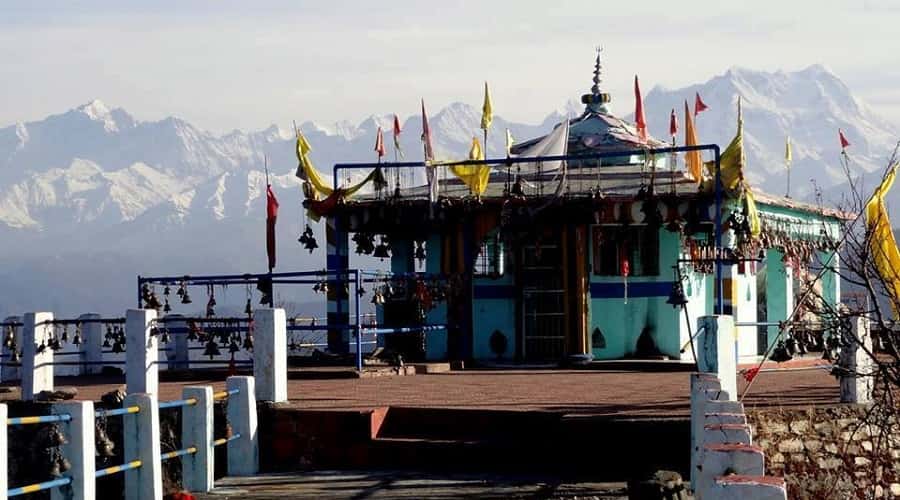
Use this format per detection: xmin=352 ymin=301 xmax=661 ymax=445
xmin=421 ymin=99 xmax=434 ymax=161
xmin=839 ymin=129 xmax=851 ymax=149
xmin=374 ymin=126 xmax=385 ymax=158
xmin=742 ymin=366 xmax=761 ymax=383
xmin=392 ymin=114 xmax=403 ymax=157
xmin=633 ymin=75 xmax=647 ymax=142
xmin=669 ymin=108 xmax=678 ymax=137
xmin=694 ymin=92 xmax=708 ymax=116
xmin=266 ymin=184 xmax=279 ymax=271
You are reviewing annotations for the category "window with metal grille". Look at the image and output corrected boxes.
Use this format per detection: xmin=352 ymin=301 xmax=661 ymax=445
xmin=474 ymin=233 xmax=505 ymax=277
xmin=592 ymin=226 xmax=659 ymax=277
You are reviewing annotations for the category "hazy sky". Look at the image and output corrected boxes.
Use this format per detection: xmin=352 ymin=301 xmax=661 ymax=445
xmin=2 ymin=1 xmax=899 ymax=133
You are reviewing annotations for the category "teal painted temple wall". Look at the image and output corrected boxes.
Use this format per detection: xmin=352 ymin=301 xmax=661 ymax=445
xmin=382 ymin=199 xmax=842 ymax=363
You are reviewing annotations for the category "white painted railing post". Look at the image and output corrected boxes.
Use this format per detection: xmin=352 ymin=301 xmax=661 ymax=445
xmin=21 ymin=312 xmax=54 ymax=401
xmin=51 ymin=401 xmax=95 ymax=500
xmin=166 ymin=315 xmax=189 ymax=371
xmin=181 ymin=386 xmax=213 ymax=493
xmin=79 ymin=314 xmax=103 ymax=376
xmin=126 ymin=309 xmax=159 ymax=396
xmin=226 ymin=376 xmax=259 ymax=476
xmin=253 ymin=309 xmax=287 ymax=403
xmin=1 ymin=316 xmax=21 ymax=383
xmin=124 ymin=393 xmax=162 ymax=500
xmin=840 ymin=316 xmax=874 ymax=404
xmin=0 ymin=403 xmax=7 ymax=500
xmin=697 ymin=315 xmax=737 ymax=401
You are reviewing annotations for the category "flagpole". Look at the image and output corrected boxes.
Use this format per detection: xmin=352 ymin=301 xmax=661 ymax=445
xmin=786 ymin=136 xmax=792 ymax=198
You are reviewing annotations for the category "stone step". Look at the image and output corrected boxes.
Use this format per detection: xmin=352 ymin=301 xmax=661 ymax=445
xmin=706 ymin=475 xmax=787 ymax=500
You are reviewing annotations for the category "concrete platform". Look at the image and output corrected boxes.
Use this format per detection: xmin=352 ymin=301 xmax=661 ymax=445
xmin=194 ymin=470 xmax=629 ymax=499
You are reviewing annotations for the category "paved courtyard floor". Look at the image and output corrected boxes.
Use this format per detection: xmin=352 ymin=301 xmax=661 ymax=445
xmin=5 ymin=363 xmax=840 ymax=417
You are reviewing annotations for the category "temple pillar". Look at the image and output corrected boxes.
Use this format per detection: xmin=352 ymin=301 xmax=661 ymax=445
xmin=765 ymin=249 xmax=793 ymax=351
xmin=326 ymin=215 xmax=350 ymax=354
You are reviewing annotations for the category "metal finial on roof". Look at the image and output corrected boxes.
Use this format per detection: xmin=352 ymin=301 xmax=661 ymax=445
xmin=582 ymin=46 xmax=611 ymax=113
xmin=591 ymin=46 xmax=603 ymax=95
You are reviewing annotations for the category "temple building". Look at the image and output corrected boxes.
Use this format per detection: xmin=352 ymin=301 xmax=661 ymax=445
xmin=308 ymin=53 xmax=845 ymax=365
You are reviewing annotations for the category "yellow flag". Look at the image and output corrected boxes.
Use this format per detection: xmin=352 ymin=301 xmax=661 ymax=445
xmin=706 ymin=97 xmax=744 ymax=192
xmin=744 ymin=184 xmax=761 ymax=238
xmin=449 ymin=137 xmax=491 ymax=196
xmin=785 ymin=135 xmax=792 ymax=167
xmin=684 ymin=100 xmax=702 ymax=183
xmin=866 ymin=163 xmax=900 ymax=308
xmin=505 ymin=128 xmax=515 ymax=156
xmin=295 ymin=133 xmax=333 ymax=196
xmin=480 ymin=81 xmax=493 ymax=131
xmin=469 ymin=136 xmax=484 ymax=161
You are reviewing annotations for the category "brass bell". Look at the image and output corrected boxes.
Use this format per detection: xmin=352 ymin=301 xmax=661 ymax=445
xmin=229 ymin=340 xmax=240 ymax=354
xmin=72 ymin=331 xmax=81 ymax=346
xmin=666 ymin=281 xmax=688 ymax=307
xmin=770 ymin=341 xmax=792 ymax=363
xmin=181 ymin=290 xmax=192 ymax=305
xmin=112 ymin=339 xmax=124 ymax=354
xmin=244 ymin=299 xmax=252 ymax=316
xmin=61 ymin=327 xmax=69 ymax=343
xmin=102 ymin=337 xmax=111 ymax=348
xmin=163 ymin=299 xmax=171 ymax=313
xmin=203 ymin=339 xmax=221 ymax=359
xmin=163 ymin=286 xmax=171 ymax=296
xmin=373 ymin=237 xmax=391 ymax=260
xmin=242 ymin=334 xmax=253 ymax=350
xmin=160 ymin=329 xmax=170 ymax=344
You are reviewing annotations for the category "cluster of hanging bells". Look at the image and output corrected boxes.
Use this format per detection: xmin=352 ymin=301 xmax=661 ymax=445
xmin=353 ymin=233 xmax=392 ymax=260
xmin=102 ymin=324 xmax=127 ymax=354
xmin=297 ymin=224 xmax=318 ymax=253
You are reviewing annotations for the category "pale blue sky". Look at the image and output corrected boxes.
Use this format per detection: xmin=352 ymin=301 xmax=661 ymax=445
xmin=2 ymin=0 xmax=898 ymax=132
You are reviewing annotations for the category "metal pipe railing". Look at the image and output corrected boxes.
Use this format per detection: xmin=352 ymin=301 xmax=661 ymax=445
xmin=8 ymin=414 xmax=72 ymax=426
xmin=94 ymin=460 xmax=142 ymax=479
xmin=212 ymin=433 xmax=241 ymax=447
xmin=8 ymin=477 xmax=72 ymax=497
xmin=161 ymin=446 xmax=197 ymax=462
xmin=95 ymin=406 xmax=140 ymax=419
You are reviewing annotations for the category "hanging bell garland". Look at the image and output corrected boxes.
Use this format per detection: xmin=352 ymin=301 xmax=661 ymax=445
xmin=298 ymin=225 xmax=319 ymax=253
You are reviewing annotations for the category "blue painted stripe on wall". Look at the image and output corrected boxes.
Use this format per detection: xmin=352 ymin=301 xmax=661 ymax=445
xmin=590 ymin=281 xmax=675 ymax=299
xmin=474 ymin=285 xmax=516 ymax=299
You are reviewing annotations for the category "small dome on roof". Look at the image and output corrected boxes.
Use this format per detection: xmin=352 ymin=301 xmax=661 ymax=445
xmin=511 ymin=48 xmax=666 ymax=160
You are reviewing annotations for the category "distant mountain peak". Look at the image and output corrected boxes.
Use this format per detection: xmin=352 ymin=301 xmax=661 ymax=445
xmin=75 ymin=99 xmax=119 ymax=132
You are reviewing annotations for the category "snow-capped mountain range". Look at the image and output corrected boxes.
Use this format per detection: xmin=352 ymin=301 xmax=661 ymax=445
xmin=0 ymin=65 xmax=896 ymax=317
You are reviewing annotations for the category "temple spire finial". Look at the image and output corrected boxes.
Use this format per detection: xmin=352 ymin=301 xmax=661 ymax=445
xmin=582 ymin=46 xmax=611 ymax=114
xmin=591 ymin=46 xmax=603 ymax=95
